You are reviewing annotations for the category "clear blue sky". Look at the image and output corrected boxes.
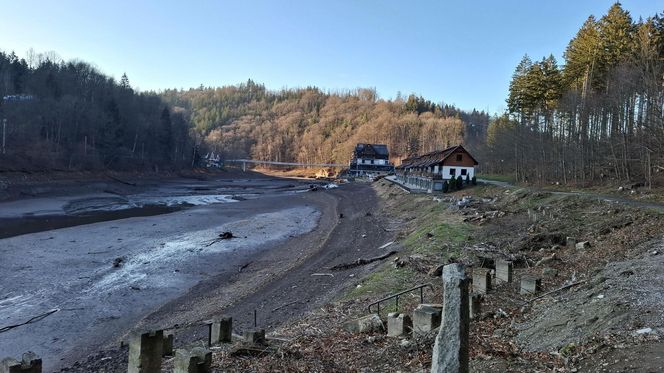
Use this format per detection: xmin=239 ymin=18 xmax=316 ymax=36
xmin=0 ymin=1 xmax=661 ymax=114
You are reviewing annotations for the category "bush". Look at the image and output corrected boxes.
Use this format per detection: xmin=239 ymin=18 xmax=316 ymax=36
xmin=442 ymin=180 xmax=449 ymax=193
xmin=465 ymin=174 xmax=470 ymax=185
xmin=456 ymin=175 xmax=464 ymax=189
xmin=471 ymin=175 xmax=477 ymax=185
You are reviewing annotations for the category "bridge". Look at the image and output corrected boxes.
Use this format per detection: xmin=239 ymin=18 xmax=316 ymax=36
xmin=224 ymin=159 xmax=347 ymax=171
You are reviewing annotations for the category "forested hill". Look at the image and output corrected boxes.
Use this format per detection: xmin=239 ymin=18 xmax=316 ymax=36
xmin=0 ymin=51 xmax=193 ymax=172
xmin=485 ymin=4 xmax=664 ymax=185
xmin=161 ymin=82 xmax=489 ymax=165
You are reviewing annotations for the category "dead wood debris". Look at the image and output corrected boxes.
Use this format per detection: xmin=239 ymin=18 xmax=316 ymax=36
xmin=330 ymin=250 xmax=398 ymax=270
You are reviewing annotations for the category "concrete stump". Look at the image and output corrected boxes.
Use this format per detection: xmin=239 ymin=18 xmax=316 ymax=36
xmin=1 ymin=352 xmax=42 ymax=373
xmin=472 ymin=268 xmax=491 ymax=294
xmin=495 ymin=260 xmax=513 ymax=283
xmin=343 ymin=314 xmax=384 ymax=333
xmin=243 ymin=329 xmax=266 ymax=344
xmin=174 ymin=347 xmax=212 ymax=373
xmin=431 ymin=263 xmax=469 ymax=373
xmin=209 ymin=316 xmax=233 ymax=344
xmin=469 ymin=294 xmax=482 ymax=320
xmin=128 ymin=330 xmax=164 ymax=373
xmin=387 ymin=312 xmax=412 ymax=337
xmin=520 ymin=276 xmax=542 ymax=295
xmin=412 ymin=304 xmax=442 ymax=335
xmin=566 ymin=237 xmax=577 ymax=249
xmin=163 ymin=331 xmax=174 ymax=356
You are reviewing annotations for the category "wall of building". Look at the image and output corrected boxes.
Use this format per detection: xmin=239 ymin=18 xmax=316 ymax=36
xmin=441 ymin=166 xmax=474 ymax=180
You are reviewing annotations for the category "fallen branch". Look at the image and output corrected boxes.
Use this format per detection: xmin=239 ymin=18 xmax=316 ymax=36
xmin=524 ymin=280 xmax=587 ymax=304
xmin=272 ymin=301 xmax=300 ymax=312
xmin=330 ymin=250 xmax=398 ymax=270
xmin=0 ymin=308 xmax=59 ymax=333
xmin=105 ymin=174 xmax=137 ymax=186
xmin=310 ymin=273 xmax=334 ymax=277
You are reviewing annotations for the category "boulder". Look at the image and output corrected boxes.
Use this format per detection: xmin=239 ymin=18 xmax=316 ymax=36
xmin=575 ymin=241 xmax=591 ymax=250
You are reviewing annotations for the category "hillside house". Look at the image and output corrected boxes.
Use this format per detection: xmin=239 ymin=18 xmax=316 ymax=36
xmin=396 ymin=145 xmax=478 ymax=192
xmin=349 ymin=143 xmax=394 ymax=176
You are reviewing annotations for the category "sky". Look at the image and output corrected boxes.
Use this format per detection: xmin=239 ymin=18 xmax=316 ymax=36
xmin=0 ymin=1 xmax=662 ymax=114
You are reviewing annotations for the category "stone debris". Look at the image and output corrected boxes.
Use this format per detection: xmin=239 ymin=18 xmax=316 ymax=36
xmin=343 ymin=314 xmax=384 ymax=334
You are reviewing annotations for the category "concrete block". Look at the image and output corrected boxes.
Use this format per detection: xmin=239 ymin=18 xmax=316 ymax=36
xmin=495 ymin=260 xmax=513 ymax=283
xmin=343 ymin=314 xmax=384 ymax=334
xmin=520 ymin=276 xmax=542 ymax=295
xmin=431 ymin=263 xmax=470 ymax=373
xmin=174 ymin=347 xmax=212 ymax=373
xmin=412 ymin=304 xmax=442 ymax=335
xmin=128 ymin=330 xmax=163 ymax=373
xmin=243 ymin=329 xmax=266 ymax=344
xmin=387 ymin=312 xmax=412 ymax=337
xmin=469 ymin=294 xmax=482 ymax=320
xmin=566 ymin=237 xmax=577 ymax=249
xmin=209 ymin=316 xmax=233 ymax=344
xmin=472 ymin=268 xmax=491 ymax=294
xmin=1 ymin=352 xmax=42 ymax=373
xmin=163 ymin=331 xmax=174 ymax=357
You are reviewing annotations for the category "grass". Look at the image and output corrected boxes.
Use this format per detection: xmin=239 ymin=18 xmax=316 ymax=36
xmin=341 ymin=180 xmax=478 ymax=304
xmin=343 ymin=266 xmax=418 ymax=300
xmin=479 ymin=173 xmax=515 ymax=183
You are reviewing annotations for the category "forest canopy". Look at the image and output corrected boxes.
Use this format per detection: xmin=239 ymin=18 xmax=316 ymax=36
xmin=485 ymin=3 xmax=664 ymax=186
xmin=161 ymin=83 xmax=488 ymax=165
xmin=0 ymin=50 xmax=193 ymax=171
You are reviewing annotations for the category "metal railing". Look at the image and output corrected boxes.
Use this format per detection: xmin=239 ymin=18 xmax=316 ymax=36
xmin=367 ymin=283 xmax=434 ymax=315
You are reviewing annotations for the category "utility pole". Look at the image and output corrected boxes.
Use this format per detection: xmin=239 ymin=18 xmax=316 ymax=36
xmin=2 ymin=118 xmax=6 ymax=155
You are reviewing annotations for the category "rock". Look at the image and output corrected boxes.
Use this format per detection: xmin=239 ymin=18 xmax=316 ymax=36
xmin=112 ymin=257 xmax=124 ymax=268
xmin=535 ymin=253 xmax=558 ymax=267
xmin=428 ymin=264 xmax=445 ymax=277
xmin=576 ymin=241 xmax=591 ymax=250
xmin=399 ymin=339 xmax=413 ymax=350
xmin=635 ymin=327 xmax=653 ymax=335
xmin=618 ymin=186 xmax=624 ymax=192
xmin=343 ymin=314 xmax=384 ymax=334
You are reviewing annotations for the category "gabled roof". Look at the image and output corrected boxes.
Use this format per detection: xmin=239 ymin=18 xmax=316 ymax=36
xmin=398 ymin=145 xmax=478 ymax=169
xmin=355 ymin=143 xmax=389 ymax=157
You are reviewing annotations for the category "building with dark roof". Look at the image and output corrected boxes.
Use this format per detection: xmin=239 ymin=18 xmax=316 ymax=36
xmin=349 ymin=143 xmax=394 ymax=176
xmin=396 ymin=145 xmax=478 ymax=191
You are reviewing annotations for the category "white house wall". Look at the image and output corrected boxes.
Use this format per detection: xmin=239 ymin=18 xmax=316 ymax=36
xmin=441 ymin=166 xmax=474 ymax=180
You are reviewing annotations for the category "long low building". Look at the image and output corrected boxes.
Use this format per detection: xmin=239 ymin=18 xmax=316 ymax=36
xmin=396 ymin=145 xmax=478 ymax=192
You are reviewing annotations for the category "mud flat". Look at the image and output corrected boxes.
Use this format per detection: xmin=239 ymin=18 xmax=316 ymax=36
xmin=0 ymin=174 xmax=327 ymax=371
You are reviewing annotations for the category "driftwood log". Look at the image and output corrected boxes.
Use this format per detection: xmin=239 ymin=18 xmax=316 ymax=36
xmin=330 ymin=250 xmax=398 ymax=270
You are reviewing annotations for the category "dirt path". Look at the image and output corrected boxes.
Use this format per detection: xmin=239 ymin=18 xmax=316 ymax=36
xmin=56 ymin=183 xmax=397 ymax=372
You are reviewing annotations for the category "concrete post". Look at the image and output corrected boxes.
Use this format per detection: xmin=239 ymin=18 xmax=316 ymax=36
xmin=431 ymin=263 xmax=469 ymax=373
xmin=412 ymin=304 xmax=443 ymax=335
xmin=520 ymin=276 xmax=542 ymax=295
xmin=163 ymin=331 xmax=174 ymax=356
xmin=243 ymin=329 xmax=266 ymax=344
xmin=469 ymin=294 xmax=482 ymax=320
xmin=472 ymin=268 xmax=491 ymax=294
xmin=387 ymin=312 xmax=412 ymax=337
xmin=174 ymin=347 xmax=212 ymax=373
xmin=209 ymin=316 xmax=233 ymax=345
xmin=1 ymin=352 xmax=42 ymax=373
xmin=495 ymin=260 xmax=513 ymax=283
xmin=128 ymin=330 xmax=164 ymax=373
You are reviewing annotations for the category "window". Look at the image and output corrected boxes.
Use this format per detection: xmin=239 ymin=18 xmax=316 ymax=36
xmin=370 ymin=159 xmax=375 ymax=164
xmin=450 ymin=168 xmax=456 ymax=176
xmin=461 ymin=169 xmax=467 ymax=176
xmin=456 ymin=154 xmax=463 ymax=161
